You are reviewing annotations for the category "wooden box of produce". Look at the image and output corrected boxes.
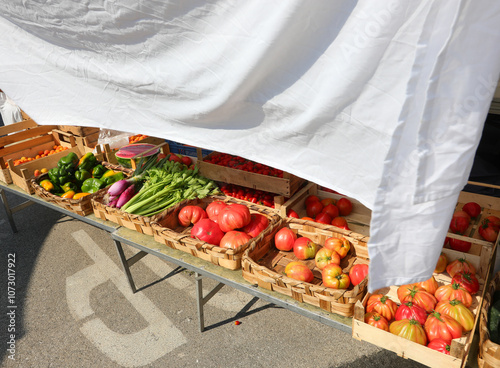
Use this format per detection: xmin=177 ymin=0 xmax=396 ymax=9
xmin=57 ymin=125 xmax=100 ymax=136
xmin=52 ymin=128 xmax=101 ymax=154
xmin=242 ymin=218 xmax=370 ymax=317
xmin=197 ymin=149 xmax=306 ymax=198
xmin=151 ymin=196 xmax=282 ymax=270
xmin=478 ymin=272 xmax=500 ymax=368
xmin=0 ymin=119 xmax=60 ymax=185
xmin=351 ymin=241 xmax=494 ymax=368
xmin=274 ymin=182 xmax=371 ymax=237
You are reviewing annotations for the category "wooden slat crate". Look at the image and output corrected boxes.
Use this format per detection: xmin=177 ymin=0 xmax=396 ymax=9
xmin=274 ymin=182 xmax=371 ymax=237
xmin=0 ymin=119 xmax=59 ymax=184
xmin=197 ymin=149 xmax=306 ymax=198
xmin=242 ymin=218 xmax=370 ymax=317
xmin=57 ymin=125 xmax=100 ymax=136
xmin=351 ymin=237 xmax=496 ymax=368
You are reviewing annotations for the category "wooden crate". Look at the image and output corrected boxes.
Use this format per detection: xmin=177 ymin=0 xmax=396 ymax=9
xmin=150 ymin=196 xmax=282 ymax=270
xmin=197 ymin=149 xmax=306 ymax=198
xmin=0 ymin=119 xmax=59 ymax=184
xmin=274 ymin=182 xmax=371 ymax=237
xmin=242 ymin=218 xmax=370 ymax=317
xmin=351 ymin=243 xmax=495 ymax=368
xmin=57 ymin=125 xmax=100 ymax=136
xmin=478 ymin=272 xmax=500 ymax=368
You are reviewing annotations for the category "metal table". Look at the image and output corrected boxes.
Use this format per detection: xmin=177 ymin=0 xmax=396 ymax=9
xmin=0 ymin=181 xmax=353 ymax=334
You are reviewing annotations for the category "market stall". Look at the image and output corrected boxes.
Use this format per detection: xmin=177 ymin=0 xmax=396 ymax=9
xmin=3 ymin=1 xmax=500 ymax=367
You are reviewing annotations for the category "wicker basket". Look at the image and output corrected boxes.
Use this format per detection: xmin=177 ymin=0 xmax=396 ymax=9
xmin=31 ymin=162 xmax=132 ymax=217
xmin=479 ymin=271 xmax=500 ymax=368
xmin=241 ymin=218 xmax=370 ymax=317
xmin=92 ymin=188 xmax=156 ymax=235
xmin=151 ymin=195 xmax=282 ymax=270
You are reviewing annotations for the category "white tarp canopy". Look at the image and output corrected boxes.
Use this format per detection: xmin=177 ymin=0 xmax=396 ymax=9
xmin=2 ymin=0 xmax=500 ymax=291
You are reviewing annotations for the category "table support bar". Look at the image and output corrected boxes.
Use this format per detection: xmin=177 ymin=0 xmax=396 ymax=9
xmin=195 ymin=273 xmax=225 ymax=332
xmin=1 ymin=188 xmax=34 ymax=233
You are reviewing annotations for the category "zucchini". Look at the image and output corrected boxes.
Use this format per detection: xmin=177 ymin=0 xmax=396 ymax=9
xmin=489 ymin=299 xmax=500 ymax=344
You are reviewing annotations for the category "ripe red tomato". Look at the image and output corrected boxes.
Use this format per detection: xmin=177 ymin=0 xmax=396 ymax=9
xmin=478 ymin=221 xmax=499 ymax=242
xmin=349 ymin=264 xmax=369 ymax=286
xmin=322 ymin=203 xmax=339 ymax=218
xmin=397 ymin=285 xmax=437 ymax=313
xmin=306 ymin=201 xmax=324 ymax=218
xmin=434 ymin=253 xmax=448 ymax=273
xmin=389 ymin=319 xmax=427 ymax=346
xmin=274 ymin=227 xmax=297 ymax=251
xmin=293 ymin=237 xmax=318 ymax=260
xmin=435 ymin=299 xmax=475 ymax=332
xmin=315 ymin=212 xmax=332 ymax=225
xmin=427 ymin=339 xmax=451 ymax=355
xmin=242 ymin=214 xmax=269 ymax=238
xmin=451 ymin=271 xmax=480 ymax=295
xmin=217 ymin=204 xmax=251 ymax=232
xmin=190 ymin=219 xmax=225 ymax=246
xmin=485 ymin=215 xmax=500 ymax=231
xmin=424 ymin=311 xmax=463 ymax=342
xmin=304 ymin=195 xmax=320 ymax=207
xmin=321 ymin=198 xmax=336 ymax=207
xmin=366 ymin=294 xmax=398 ymax=321
xmin=448 ymin=238 xmax=472 ymax=252
xmin=365 ymin=312 xmax=389 ymax=331
xmin=287 ymin=209 xmax=299 ymax=218
xmin=206 ymin=201 xmax=228 ymax=223
xmin=180 ymin=156 xmax=192 ymax=166
xmin=434 ymin=282 xmax=473 ymax=307
xmin=336 ymin=198 xmax=353 ymax=216
xmin=285 ymin=261 xmax=314 ymax=283
xmin=394 ymin=302 xmax=427 ymax=325
xmin=462 ymin=202 xmax=481 ymax=218
xmin=314 ymin=248 xmax=340 ymax=270
xmin=168 ymin=153 xmax=182 ymax=163
xmin=413 ymin=276 xmax=438 ymax=295
xmin=331 ymin=216 xmax=350 ymax=229
xmin=219 ymin=231 xmax=252 ymax=250
xmin=449 ymin=215 xmax=470 ymax=235
xmin=446 ymin=258 xmax=476 ymax=278
xmin=178 ymin=205 xmax=208 ymax=227
xmin=322 ymin=265 xmax=350 ymax=289
xmin=323 ymin=237 xmax=350 ymax=259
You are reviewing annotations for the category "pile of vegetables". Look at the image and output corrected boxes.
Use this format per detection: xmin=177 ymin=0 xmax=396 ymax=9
xmin=38 ymin=152 xmax=125 ymax=199
xmin=103 ymin=156 xmax=220 ymax=217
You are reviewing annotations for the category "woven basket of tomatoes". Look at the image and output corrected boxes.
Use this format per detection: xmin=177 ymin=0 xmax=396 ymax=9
xmin=241 ymin=217 xmax=370 ymax=317
xmin=352 ymin=246 xmax=491 ymax=368
xmin=150 ymin=195 xmax=282 ymax=270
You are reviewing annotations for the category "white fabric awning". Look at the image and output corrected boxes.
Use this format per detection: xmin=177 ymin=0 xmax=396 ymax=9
xmin=2 ymin=0 xmax=500 ymax=291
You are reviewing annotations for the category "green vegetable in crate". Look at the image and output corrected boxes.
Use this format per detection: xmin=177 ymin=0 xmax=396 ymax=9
xmin=61 ymin=181 xmax=79 ymax=193
xmin=91 ymin=164 xmax=106 ymax=179
xmin=102 ymin=171 xmax=125 ymax=187
xmin=81 ymin=178 xmax=105 ymax=193
xmin=78 ymin=152 xmax=98 ymax=172
xmin=75 ymin=169 xmax=92 ymax=184
xmin=57 ymin=152 xmax=79 ymax=173
xmin=48 ymin=167 xmax=71 ymax=186
xmin=489 ymin=299 xmax=500 ymax=344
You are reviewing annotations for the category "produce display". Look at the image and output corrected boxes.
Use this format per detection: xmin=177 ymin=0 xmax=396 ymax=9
xmin=6 ymin=145 xmax=70 ymax=167
xmin=115 ymin=143 xmax=161 ymax=168
xmin=100 ymin=158 xmax=219 ymax=217
xmin=219 ymin=183 xmax=278 ymax=208
xmin=204 ymin=152 xmax=284 ymax=177
xmin=291 ymin=194 xmax=353 ymax=230
xmin=128 ymin=134 xmax=149 ymax=143
xmin=34 ymin=151 xmax=125 ymax=199
xmin=360 ymin=251 xmax=481 ymax=357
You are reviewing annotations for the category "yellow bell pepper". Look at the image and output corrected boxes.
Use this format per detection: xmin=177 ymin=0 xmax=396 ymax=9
xmin=101 ymin=169 xmax=116 ymax=179
xmin=61 ymin=190 xmax=76 ymax=199
xmin=73 ymin=192 xmax=91 ymax=200
xmin=40 ymin=179 xmax=55 ymax=192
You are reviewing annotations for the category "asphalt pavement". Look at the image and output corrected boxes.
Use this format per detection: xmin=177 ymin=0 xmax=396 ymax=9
xmin=0 ymin=189 xmax=428 ymax=368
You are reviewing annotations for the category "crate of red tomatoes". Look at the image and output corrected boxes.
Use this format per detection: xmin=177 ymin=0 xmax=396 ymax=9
xmin=151 ymin=195 xmax=282 ymax=270
xmin=196 ymin=149 xmax=306 ymax=197
xmin=242 ymin=217 xmax=370 ymax=317
xmin=352 ymin=241 xmax=493 ymax=368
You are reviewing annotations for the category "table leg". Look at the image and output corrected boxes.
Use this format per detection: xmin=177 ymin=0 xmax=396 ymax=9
xmin=195 ymin=273 xmax=225 ymax=332
xmin=1 ymin=188 xmax=17 ymax=233
xmin=113 ymin=239 xmax=148 ymax=293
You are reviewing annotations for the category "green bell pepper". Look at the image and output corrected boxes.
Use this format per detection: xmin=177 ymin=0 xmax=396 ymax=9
xmin=78 ymin=152 xmax=98 ymax=172
xmin=81 ymin=178 xmax=105 ymax=193
xmin=61 ymin=181 xmax=79 ymax=193
xmin=57 ymin=152 xmax=79 ymax=173
xmin=75 ymin=169 xmax=92 ymax=185
xmin=102 ymin=172 xmax=125 ymax=187
xmin=91 ymin=164 xmax=106 ymax=179
xmin=48 ymin=167 xmax=71 ymax=186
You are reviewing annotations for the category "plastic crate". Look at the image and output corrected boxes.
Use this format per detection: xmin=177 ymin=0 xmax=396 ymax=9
xmin=166 ymin=139 xmax=212 ymax=157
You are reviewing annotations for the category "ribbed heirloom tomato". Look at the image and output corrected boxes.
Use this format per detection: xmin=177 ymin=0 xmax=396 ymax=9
xmin=446 ymin=258 xmax=476 ymax=278
xmin=219 ymin=231 xmax=252 ymax=250
xmin=285 ymin=261 xmax=313 ymax=283
xmin=435 ymin=299 xmax=475 ymax=332
xmin=364 ymin=312 xmax=389 ymax=331
xmin=413 ymin=276 xmax=439 ymax=295
xmin=449 ymin=238 xmax=472 ymax=252
xmin=314 ymin=248 xmax=340 ymax=270
xmin=427 ymin=339 xmax=451 ymax=355
xmin=293 ymin=237 xmax=318 ymax=260
xmin=366 ymin=294 xmax=398 ymax=321
xmin=322 ymin=264 xmax=350 ymax=289
xmin=205 ymin=201 xmax=228 ymax=223
xmin=397 ymin=285 xmax=437 ymax=313
xmin=190 ymin=218 xmax=225 ymax=246
xmin=274 ymin=227 xmax=296 ymax=251
xmin=434 ymin=282 xmax=473 ymax=308
xmin=462 ymin=202 xmax=481 ymax=218
xmin=178 ymin=205 xmax=208 ymax=227
xmin=424 ymin=311 xmax=463 ymax=342
xmin=324 ymin=237 xmax=350 ymax=258
xmin=394 ymin=302 xmax=427 ymax=325
xmin=336 ymin=197 xmax=353 ymax=216
xmin=389 ymin=319 xmax=427 ymax=346
xmin=217 ymin=204 xmax=251 ymax=232
xmin=451 ymin=271 xmax=480 ymax=295
xmin=434 ymin=252 xmax=448 ymax=273
xmin=242 ymin=213 xmax=269 ymax=237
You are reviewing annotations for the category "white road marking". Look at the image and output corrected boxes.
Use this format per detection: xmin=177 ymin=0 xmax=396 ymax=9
xmin=66 ymin=230 xmax=186 ymax=368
